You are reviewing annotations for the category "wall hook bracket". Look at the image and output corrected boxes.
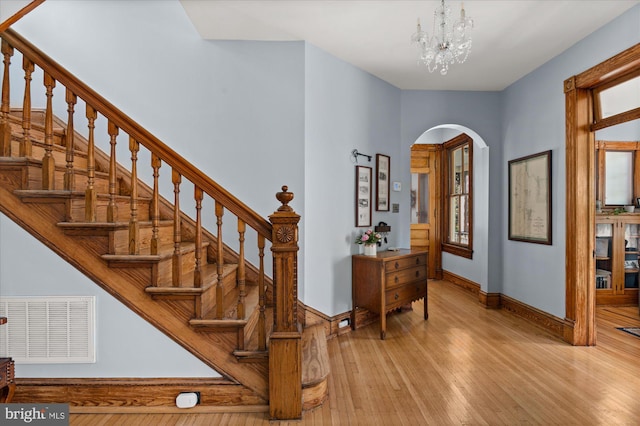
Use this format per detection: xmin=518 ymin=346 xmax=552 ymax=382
xmin=351 ymin=149 xmax=372 ymax=163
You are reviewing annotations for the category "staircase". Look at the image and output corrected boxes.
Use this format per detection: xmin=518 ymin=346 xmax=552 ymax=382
xmin=0 ymin=28 xmax=325 ymax=420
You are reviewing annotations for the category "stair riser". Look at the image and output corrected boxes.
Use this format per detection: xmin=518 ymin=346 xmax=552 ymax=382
xmin=195 ymin=271 xmax=238 ymax=319
xmin=67 ymin=197 xmax=152 ymax=223
xmin=154 ymin=250 xmax=197 ymax=286
xmin=27 ymin=143 xmax=89 ymax=171
xmin=109 ymin=223 xmax=173 ymax=255
xmin=8 ymin=124 xmax=65 ymax=153
xmin=23 ymin=164 xmax=112 ymax=192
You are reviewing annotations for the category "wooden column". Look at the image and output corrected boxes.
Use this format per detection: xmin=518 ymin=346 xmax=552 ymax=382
xmin=564 ymin=76 xmax=596 ymax=346
xmin=128 ymin=137 xmax=140 ymax=255
xmin=150 ymin=154 xmax=161 ymax=255
xmin=172 ymin=169 xmax=182 ymax=287
xmin=85 ymin=105 xmax=97 ymax=222
xmin=64 ymin=89 xmax=77 ymax=190
xmin=21 ymin=57 xmax=34 ymax=157
xmin=107 ymin=121 xmax=118 ymax=222
xmin=42 ymin=72 xmax=55 ymax=190
xmin=237 ymin=219 xmax=246 ymax=320
xmin=0 ymin=40 xmax=13 ymax=157
xmin=268 ymin=185 xmax=301 ymax=420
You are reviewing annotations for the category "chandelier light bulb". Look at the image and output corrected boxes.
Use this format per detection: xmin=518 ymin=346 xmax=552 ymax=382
xmin=411 ymin=0 xmax=474 ymax=75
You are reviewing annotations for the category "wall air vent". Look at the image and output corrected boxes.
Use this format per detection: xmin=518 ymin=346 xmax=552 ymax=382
xmin=0 ymin=296 xmax=95 ymax=364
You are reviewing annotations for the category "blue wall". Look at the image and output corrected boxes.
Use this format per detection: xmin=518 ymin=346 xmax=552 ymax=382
xmin=500 ymin=5 xmax=640 ymax=317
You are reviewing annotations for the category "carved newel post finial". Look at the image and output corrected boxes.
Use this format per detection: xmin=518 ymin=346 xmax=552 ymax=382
xmin=276 ymin=185 xmax=294 ymax=212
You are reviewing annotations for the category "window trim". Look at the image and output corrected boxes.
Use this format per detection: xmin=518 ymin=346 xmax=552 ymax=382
xmin=442 ymin=133 xmax=473 ymax=259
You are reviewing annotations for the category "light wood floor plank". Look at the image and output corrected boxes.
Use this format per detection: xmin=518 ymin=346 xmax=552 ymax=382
xmin=69 ymin=280 xmax=640 ymax=425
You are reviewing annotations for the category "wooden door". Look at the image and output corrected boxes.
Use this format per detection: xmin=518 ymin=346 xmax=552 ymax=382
xmin=410 ymin=144 xmax=442 ymax=279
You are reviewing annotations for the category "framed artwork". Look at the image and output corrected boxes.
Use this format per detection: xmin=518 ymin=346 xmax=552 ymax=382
xmin=508 ymin=150 xmax=552 ymax=245
xmin=356 ymin=165 xmax=372 ymax=227
xmin=376 ymin=154 xmax=390 ymax=211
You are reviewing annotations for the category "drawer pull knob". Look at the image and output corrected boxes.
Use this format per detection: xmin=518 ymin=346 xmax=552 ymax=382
xmin=394 ymin=276 xmax=399 ymax=283
xmin=416 ymin=271 xmax=420 ymax=277
xmin=416 ymin=258 xmax=420 ymax=264
xmin=394 ymin=262 xmax=399 ymax=269
xmin=394 ymin=293 xmax=399 ymax=300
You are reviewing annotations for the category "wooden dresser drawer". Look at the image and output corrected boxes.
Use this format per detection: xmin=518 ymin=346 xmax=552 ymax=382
xmin=384 ymin=254 xmax=426 ymax=273
xmin=385 ymin=280 xmax=426 ymax=311
xmin=386 ymin=265 xmax=426 ymax=289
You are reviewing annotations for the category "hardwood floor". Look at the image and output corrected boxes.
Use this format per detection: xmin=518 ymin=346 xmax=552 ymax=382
xmin=69 ymin=280 xmax=640 ymax=425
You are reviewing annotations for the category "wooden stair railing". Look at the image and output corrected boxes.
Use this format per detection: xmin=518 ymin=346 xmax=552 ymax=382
xmin=0 ymin=28 xmax=302 ymax=420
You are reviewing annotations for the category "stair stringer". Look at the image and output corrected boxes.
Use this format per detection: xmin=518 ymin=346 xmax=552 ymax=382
xmin=0 ymin=163 xmax=269 ymax=401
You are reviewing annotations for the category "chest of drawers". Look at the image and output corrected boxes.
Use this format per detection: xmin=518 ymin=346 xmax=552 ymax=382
xmin=351 ymin=249 xmax=428 ymax=339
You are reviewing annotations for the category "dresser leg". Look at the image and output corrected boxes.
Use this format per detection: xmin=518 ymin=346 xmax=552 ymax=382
xmin=5 ymin=383 xmax=15 ymax=403
xmin=0 ymin=383 xmax=15 ymax=403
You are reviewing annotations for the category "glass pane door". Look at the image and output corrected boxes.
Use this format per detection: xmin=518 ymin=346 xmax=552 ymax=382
xmin=624 ymin=223 xmax=640 ymax=289
xmin=595 ymin=223 xmax=613 ymax=289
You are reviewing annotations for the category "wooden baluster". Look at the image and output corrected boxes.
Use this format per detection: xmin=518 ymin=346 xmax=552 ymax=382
xmin=150 ymin=154 xmax=161 ymax=255
xmin=215 ymin=200 xmax=224 ymax=319
xmin=237 ymin=219 xmax=246 ymax=320
xmin=107 ymin=120 xmax=118 ymax=222
xmin=193 ymin=186 xmax=203 ymax=288
xmin=0 ymin=40 xmax=13 ymax=157
xmin=257 ymin=234 xmax=266 ymax=351
xmin=20 ymin=57 xmax=33 ymax=157
xmin=64 ymin=89 xmax=77 ymax=190
xmin=128 ymin=137 xmax=140 ymax=255
xmin=42 ymin=72 xmax=56 ymax=190
xmin=85 ymin=105 xmax=97 ymax=222
xmin=172 ymin=169 xmax=182 ymax=287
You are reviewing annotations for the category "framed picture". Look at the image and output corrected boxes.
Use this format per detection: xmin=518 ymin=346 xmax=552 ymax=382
xmin=356 ymin=165 xmax=372 ymax=227
xmin=376 ymin=154 xmax=390 ymax=211
xmin=508 ymin=150 xmax=552 ymax=245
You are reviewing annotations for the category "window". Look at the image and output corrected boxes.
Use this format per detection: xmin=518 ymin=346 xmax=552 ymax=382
xmin=591 ymin=70 xmax=640 ymax=131
xmin=595 ymin=140 xmax=640 ymax=207
xmin=442 ymin=134 xmax=473 ymax=258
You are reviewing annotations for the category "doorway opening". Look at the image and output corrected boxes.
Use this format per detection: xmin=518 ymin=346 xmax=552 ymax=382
xmin=564 ymin=43 xmax=640 ymax=346
xmin=410 ymin=124 xmax=490 ymax=293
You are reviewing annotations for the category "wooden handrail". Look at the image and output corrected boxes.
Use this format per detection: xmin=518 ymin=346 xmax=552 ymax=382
xmin=0 ymin=28 xmax=272 ymax=240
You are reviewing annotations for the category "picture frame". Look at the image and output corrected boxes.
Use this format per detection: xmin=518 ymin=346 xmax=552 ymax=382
xmin=376 ymin=154 xmax=390 ymax=211
xmin=356 ymin=165 xmax=372 ymax=227
xmin=508 ymin=150 xmax=552 ymax=245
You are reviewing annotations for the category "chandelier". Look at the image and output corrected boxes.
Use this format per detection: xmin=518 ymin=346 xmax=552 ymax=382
xmin=411 ymin=0 xmax=474 ymax=75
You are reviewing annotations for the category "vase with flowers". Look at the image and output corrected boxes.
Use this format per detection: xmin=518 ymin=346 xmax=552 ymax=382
xmin=355 ymin=229 xmax=382 ymax=256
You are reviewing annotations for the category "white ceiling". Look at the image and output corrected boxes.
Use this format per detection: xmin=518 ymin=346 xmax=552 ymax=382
xmin=180 ymin=0 xmax=640 ymax=91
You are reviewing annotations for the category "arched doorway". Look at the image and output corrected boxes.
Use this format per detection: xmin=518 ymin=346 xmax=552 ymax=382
xmin=411 ymin=124 xmax=490 ymax=295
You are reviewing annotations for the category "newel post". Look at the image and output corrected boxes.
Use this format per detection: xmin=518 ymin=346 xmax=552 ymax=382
xmin=268 ymin=185 xmax=302 ymax=420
